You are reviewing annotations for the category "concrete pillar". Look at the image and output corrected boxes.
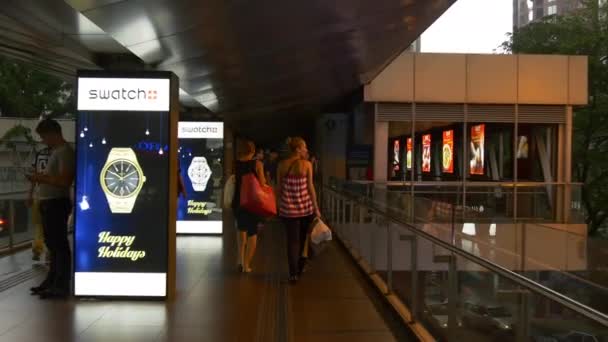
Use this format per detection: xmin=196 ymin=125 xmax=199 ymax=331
xmin=374 ymin=118 xmax=388 ymax=183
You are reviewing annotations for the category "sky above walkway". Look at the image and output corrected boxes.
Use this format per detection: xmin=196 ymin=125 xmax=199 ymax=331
xmin=421 ymin=0 xmax=513 ymax=53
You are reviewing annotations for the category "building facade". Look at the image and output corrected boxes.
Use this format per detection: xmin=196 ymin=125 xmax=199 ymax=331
xmin=514 ymin=0 xmax=583 ymax=28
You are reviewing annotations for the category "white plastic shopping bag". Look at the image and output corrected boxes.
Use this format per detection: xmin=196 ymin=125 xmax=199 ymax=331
xmin=310 ymin=217 xmax=332 ymax=245
xmin=222 ymin=175 xmax=236 ymax=209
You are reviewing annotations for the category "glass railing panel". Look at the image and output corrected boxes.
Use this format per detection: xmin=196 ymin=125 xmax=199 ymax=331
xmin=527 ymin=291 xmax=608 ymax=342
xmin=371 ymin=216 xmax=390 ymax=286
xmin=516 ymin=185 xmax=556 ymax=223
xmin=341 ymin=199 xmax=357 ymax=252
xmin=0 ymin=197 xmax=33 ymax=251
xmin=357 ymin=212 xmax=377 ymax=273
xmin=449 ymin=253 xmax=525 ymax=341
xmin=453 ymin=222 xmax=522 ymax=272
xmin=12 ymin=199 xmax=34 ymax=245
xmin=392 ymin=226 xmax=428 ymax=320
xmin=464 ymin=185 xmax=515 ymax=223
xmin=569 ymin=184 xmax=586 ymax=224
xmin=370 ymin=186 xmax=390 ymax=211
xmin=348 ymin=202 xmax=364 ymax=256
xmin=323 ymin=182 xmax=608 ymax=323
xmin=0 ymin=224 xmax=9 ymax=250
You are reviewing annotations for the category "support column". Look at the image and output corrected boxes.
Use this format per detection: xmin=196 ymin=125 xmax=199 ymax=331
xmin=564 ymin=106 xmax=573 ymax=223
xmin=373 ymin=116 xmax=389 ymax=184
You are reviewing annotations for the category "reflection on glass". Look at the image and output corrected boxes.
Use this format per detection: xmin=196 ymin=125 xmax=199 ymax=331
xmin=462 ymin=223 xmax=476 ymax=236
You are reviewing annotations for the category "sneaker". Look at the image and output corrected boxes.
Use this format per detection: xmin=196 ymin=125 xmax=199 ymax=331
xmin=30 ymin=285 xmax=46 ymax=294
xmin=38 ymin=288 xmax=69 ymax=300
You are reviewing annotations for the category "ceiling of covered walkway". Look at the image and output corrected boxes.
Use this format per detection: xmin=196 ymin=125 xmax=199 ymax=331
xmin=0 ymin=0 xmax=455 ymax=139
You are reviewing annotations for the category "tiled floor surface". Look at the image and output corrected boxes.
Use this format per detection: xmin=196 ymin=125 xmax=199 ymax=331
xmin=0 ymin=216 xmax=413 ymax=341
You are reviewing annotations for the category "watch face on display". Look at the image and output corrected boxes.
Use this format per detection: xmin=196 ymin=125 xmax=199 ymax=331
xmin=102 ymin=160 xmax=143 ymax=197
xmin=188 ymin=156 xmax=212 ymax=192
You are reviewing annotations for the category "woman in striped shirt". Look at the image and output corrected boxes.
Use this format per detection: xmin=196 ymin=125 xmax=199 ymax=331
xmin=277 ymin=137 xmax=321 ymax=283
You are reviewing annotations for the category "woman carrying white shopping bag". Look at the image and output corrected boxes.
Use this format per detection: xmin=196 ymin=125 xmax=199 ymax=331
xmin=277 ymin=137 xmax=321 ymax=283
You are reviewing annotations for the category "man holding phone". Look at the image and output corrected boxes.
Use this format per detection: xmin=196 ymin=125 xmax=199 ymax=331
xmin=27 ymin=119 xmax=75 ymax=299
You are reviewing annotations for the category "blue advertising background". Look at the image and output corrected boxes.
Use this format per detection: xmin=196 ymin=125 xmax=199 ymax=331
xmin=75 ymin=110 xmax=169 ymax=273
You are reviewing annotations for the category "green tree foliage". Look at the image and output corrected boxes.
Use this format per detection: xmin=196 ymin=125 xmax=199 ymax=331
xmin=502 ymin=0 xmax=608 ymax=235
xmin=0 ymin=56 xmax=74 ymax=118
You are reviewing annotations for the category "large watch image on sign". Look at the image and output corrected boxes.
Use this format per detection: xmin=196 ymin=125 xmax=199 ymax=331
xmin=100 ymin=148 xmax=147 ymax=214
xmin=187 ymin=157 xmax=212 ymax=192
xmin=102 ymin=160 xmax=142 ymax=196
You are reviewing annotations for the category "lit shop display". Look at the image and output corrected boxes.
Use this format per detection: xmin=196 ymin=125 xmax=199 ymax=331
xmin=74 ymin=71 xmax=177 ymax=297
xmin=442 ymin=130 xmax=454 ymax=174
xmin=422 ymin=134 xmax=431 ymax=173
xmin=406 ymin=137 xmax=413 ymax=170
xmin=392 ymin=139 xmax=401 ymax=173
xmin=177 ymin=121 xmax=224 ymax=234
xmin=517 ymin=135 xmax=529 ymax=159
xmin=470 ymin=124 xmax=485 ymax=176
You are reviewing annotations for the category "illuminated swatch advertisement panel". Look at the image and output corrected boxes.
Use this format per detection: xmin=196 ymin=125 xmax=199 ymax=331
xmin=75 ymin=71 xmax=175 ymax=297
xmin=177 ymin=122 xmax=224 ymax=234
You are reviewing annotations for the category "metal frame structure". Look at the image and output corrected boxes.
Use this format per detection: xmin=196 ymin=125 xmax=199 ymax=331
xmin=323 ymin=184 xmax=608 ymax=341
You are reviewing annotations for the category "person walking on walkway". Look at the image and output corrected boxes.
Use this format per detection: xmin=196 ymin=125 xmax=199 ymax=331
xmin=278 ymin=137 xmax=321 ymax=283
xmin=233 ymin=139 xmax=267 ymax=273
xmin=264 ymin=150 xmax=279 ymax=186
xmin=27 ymin=119 xmax=74 ymax=299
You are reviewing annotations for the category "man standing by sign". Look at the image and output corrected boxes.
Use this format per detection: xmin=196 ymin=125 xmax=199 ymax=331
xmin=27 ymin=119 xmax=75 ymax=299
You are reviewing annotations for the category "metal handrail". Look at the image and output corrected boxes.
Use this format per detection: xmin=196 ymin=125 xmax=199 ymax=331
xmin=324 ymin=184 xmax=608 ymax=328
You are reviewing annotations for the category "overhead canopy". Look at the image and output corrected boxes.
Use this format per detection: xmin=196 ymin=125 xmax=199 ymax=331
xmin=0 ymin=0 xmax=455 ymax=128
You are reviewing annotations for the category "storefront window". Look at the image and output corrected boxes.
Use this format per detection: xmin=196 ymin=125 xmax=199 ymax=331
xmin=412 ymin=121 xmax=464 ymax=182
xmin=467 ymin=123 xmax=514 ymax=181
xmin=516 ymin=123 xmax=558 ymax=222
xmin=384 ymin=106 xmax=561 ymax=223
xmin=388 ymin=122 xmax=413 ymax=181
xmin=516 ymin=124 xmax=557 ymax=182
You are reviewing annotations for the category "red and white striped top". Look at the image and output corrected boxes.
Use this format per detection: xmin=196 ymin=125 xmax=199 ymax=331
xmin=279 ymin=175 xmax=314 ymax=218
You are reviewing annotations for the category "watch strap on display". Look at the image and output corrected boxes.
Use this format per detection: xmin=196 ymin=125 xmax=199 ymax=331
xmin=108 ymin=148 xmax=137 ymax=161
xmin=108 ymin=197 xmax=137 ymax=214
xmin=191 ymin=182 xmax=206 ymax=192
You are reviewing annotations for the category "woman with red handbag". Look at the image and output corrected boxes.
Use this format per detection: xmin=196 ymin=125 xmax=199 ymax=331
xmin=277 ymin=137 xmax=321 ymax=283
xmin=232 ymin=139 xmax=267 ymax=273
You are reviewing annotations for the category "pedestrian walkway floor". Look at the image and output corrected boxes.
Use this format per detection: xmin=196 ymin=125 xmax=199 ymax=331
xmin=0 ymin=215 xmax=414 ymax=342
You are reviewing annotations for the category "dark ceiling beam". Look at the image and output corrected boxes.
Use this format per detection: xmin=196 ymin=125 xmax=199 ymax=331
xmin=0 ymin=1 xmax=97 ymax=63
